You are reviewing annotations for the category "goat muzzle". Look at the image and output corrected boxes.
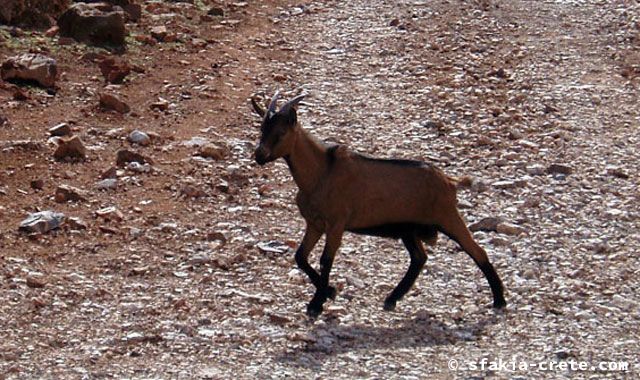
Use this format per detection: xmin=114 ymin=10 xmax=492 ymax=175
xmin=254 ymin=146 xmax=270 ymax=165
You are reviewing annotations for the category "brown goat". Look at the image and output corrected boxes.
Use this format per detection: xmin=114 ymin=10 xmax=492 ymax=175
xmin=251 ymin=92 xmax=506 ymax=317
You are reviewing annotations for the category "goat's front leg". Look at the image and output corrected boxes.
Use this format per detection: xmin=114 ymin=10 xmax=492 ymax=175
xmin=307 ymin=224 xmax=344 ymax=318
xmin=295 ymin=225 xmax=323 ymax=287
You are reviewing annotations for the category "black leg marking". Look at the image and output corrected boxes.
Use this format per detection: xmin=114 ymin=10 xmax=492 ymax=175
xmin=479 ymin=261 xmax=506 ymax=308
xmin=384 ymin=234 xmax=427 ymax=311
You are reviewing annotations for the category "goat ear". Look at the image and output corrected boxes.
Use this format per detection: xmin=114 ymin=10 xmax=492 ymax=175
xmin=251 ymin=97 xmax=266 ymax=117
xmin=280 ymin=94 xmax=306 ymax=115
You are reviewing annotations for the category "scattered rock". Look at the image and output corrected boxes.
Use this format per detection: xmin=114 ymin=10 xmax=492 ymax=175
xmin=55 ymin=184 xmax=87 ymax=203
xmin=116 ymin=149 xmax=151 ymax=166
xmin=30 ymin=179 xmax=45 ymax=190
xmin=150 ymin=25 xmax=176 ymax=42
xmin=26 ymin=274 xmax=47 ymax=289
xmin=605 ymin=166 xmax=629 ymax=179
xmin=95 ymin=206 xmax=123 ymax=222
xmin=208 ymin=7 xmax=225 ymax=17
xmin=66 ymin=216 xmax=88 ymax=230
xmin=96 ymin=178 xmax=118 ymax=190
xmin=19 ymin=211 xmax=65 ymax=233
xmin=492 ymin=180 xmax=517 ymax=190
xmin=0 ymin=0 xmax=69 ymax=28
xmin=54 ymin=136 xmax=87 ymax=161
xmin=126 ymin=161 xmax=151 ymax=173
xmin=128 ymin=130 xmax=151 ymax=146
xmin=150 ymin=98 xmax=169 ymax=111
xmin=100 ymin=166 xmax=118 ymax=179
xmin=99 ymin=92 xmax=130 ymax=114
xmin=198 ymin=143 xmax=229 ymax=160
xmin=57 ymin=2 xmax=126 ymax=46
xmin=99 ymin=57 xmax=131 ymax=84
xmin=49 ymin=123 xmax=72 ymax=137
xmin=526 ymin=164 xmax=546 ymax=176
xmin=1 ymin=53 xmax=58 ymax=88
xmin=180 ymin=185 xmax=206 ymax=198
xmin=547 ymin=163 xmax=573 ymax=175
xmin=496 ymin=222 xmax=527 ymax=236
xmin=469 ymin=217 xmax=503 ymax=232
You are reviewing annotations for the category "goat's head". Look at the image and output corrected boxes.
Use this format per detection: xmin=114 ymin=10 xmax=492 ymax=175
xmin=251 ymin=91 xmax=306 ymax=165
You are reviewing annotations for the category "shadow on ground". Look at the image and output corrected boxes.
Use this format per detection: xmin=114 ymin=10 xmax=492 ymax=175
xmin=276 ymin=310 xmax=502 ymax=369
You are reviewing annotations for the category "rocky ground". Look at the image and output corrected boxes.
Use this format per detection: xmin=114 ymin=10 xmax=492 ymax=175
xmin=0 ymin=0 xmax=639 ymax=379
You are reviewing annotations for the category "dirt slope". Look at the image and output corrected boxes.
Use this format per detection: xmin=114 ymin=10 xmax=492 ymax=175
xmin=1 ymin=0 xmax=638 ymax=379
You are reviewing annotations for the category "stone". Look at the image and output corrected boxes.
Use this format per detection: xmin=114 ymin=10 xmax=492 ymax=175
xmin=57 ymin=2 xmax=126 ymax=46
xmin=55 ymin=184 xmax=87 ymax=203
xmin=150 ymin=98 xmax=169 ymax=111
xmin=99 ymin=92 xmax=130 ymax=113
xmin=208 ymin=6 xmax=224 ymax=17
xmin=95 ymin=206 xmax=123 ymax=222
xmin=66 ymin=216 xmax=88 ymax=230
xmin=0 ymin=0 xmax=69 ymax=28
xmin=49 ymin=123 xmax=72 ymax=136
xmin=19 ymin=211 xmax=65 ymax=233
xmin=547 ymin=163 xmax=573 ymax=175
xmin=26 ymin=274 xmax=47 ymax=289
xmin=128 ymin=130 xmax=151 ymax=146
xmin=496 ymin=222 xmax=527 ymax=236
xmin=526 ymin=164 xmax=546 ymax=176
xmin=150 ymin=25 xmax=168 ymax=42
xmin=1 ymin=53 xmax=58 ymax=88
xmin=54 ymin=135 xmax=87 ymax=160
xmin=96 ymin=178 xmax=118 ymax=190
xmin=100 ymin=166 xmax=117 ymax=179
xmin=198 ymin=143 xmax=228 ymax=160
xmin=492 ymin=180 xmax=517 ymax=190
xmin=116 ymin=149 xmax=151 ymax=166
xmin=30 ymin=179 xmax=45 ymax=190
xmin=99 ymin=57 xmax=131 ymax=84
xmin=469 ymin=217 xmax=503 ymax=232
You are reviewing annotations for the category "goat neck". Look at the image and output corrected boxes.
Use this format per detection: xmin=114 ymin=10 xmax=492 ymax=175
xmin=284 ymin=127 xmax=328 ymax=194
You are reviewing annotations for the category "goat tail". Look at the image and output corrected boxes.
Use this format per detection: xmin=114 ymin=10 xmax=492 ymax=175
xmin=449 ymin=175 xmax=474 ymax=190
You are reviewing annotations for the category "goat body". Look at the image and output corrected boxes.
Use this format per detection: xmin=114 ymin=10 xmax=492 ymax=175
xmin=252 ymin=92 xmax=506 ymax=317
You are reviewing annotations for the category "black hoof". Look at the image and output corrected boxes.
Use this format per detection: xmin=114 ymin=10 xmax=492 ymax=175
xmin=306 ymin=303 xmax=323 ymax=318
xmin=383 ymin=299 xmax=396 ymax=311
xmin=327 ymin=285 xmax=337 ymax=300
xmin=493 ymin=298 xmax=507 ymax=309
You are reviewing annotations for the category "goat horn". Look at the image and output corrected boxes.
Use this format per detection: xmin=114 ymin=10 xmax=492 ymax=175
xmin=267 ymin=90 xmax=281 ymax=114
xmin=280 ymin=94 xmax=307 ymax=113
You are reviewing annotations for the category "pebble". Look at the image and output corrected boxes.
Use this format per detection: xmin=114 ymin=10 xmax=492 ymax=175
xmin=99 ymin=92 xmax=130 ymax=114
xmin=95 ymin=207 xmax=124 ymax=222
xmin=547 ymin=163 xmax=573 ymax=175
xmin=19 ymin=211 xmax=65 ymax=233
xmin=49 ymin=123 xmax=72 ymax=137
xmin=128 ymin=130 xmax=151 ymax=146
xmin=198 ymin=143 xmax=229 ymax=160
xmin=526 ymin=164 xmax=546 ymax=176
xmin=54 ymin=184 xmax=87 ymax=203
xmin=116 ymin=149 xmax=151 ymax=166
xmin=496 ymin=222 xmax=527 ymax=236
xmin=54 ymin=136 xmax=87 ymax=161
xmin=469 ymin=217 xmax=503 ymax=232
xmin=96 ymin=178 xmax=118 ymax=190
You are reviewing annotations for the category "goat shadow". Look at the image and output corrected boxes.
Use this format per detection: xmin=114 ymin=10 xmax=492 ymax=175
xmin=276 ymin=310 xmax=501 ymax=369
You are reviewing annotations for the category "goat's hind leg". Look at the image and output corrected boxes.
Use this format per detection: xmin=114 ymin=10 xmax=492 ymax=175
xmin=439 ymin=212 xmax=506 ymax=308
xmin=384 ymin=234 xmax=427 ymax=311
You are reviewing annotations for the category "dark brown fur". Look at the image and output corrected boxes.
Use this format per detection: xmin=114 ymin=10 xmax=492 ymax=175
xmin=252 ymin=93 xmax=506 ymax=317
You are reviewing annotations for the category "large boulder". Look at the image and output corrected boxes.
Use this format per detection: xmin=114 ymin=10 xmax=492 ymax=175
xmin=57 ymin=2 xmax=126 ymax=46
xmin=1 ymin=53 xmax=57 ymax=88
xmin=0 ymin=0 xmax=70 ymax=28
xmin=75 ymin=0 xmax=141 ymax=21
